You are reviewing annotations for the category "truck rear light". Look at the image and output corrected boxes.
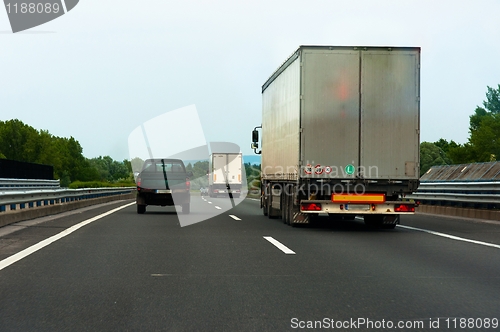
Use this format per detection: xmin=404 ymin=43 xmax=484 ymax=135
xmin=136 ymin=176 xmax=141 ymax=187
xmin=371 ymin=204 xmax=376 ymax=211
xmin=186 ymin=178 xmax=191 ymax=190
xmin=394 ymin=204 xmax=415 ymax=212
xmin=301 ymin=203 xmax=322 ymax=211
xmin=339 ymin=204 xmax=344 ymax=210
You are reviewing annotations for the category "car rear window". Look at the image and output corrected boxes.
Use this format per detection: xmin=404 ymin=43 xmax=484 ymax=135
xmin=142 ymin=161 xmax=185 ymax=173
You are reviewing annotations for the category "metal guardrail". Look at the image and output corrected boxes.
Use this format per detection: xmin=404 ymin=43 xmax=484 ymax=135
xmin=0 ymin=178 xmax=60 ymax=191
xmin=0 ymin=187 xmax=135 ymax=212
xmin=406 ymin=181 xmax=500 ymax=208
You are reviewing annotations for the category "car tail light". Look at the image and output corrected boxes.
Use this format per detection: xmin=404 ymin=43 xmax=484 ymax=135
xmin=395 ymin=204 xmax=415 ymax=212
xmin=186 ymin=178 xmax=190 ymax=191
xmin=301 ymin=203 xmax=322 ymax=211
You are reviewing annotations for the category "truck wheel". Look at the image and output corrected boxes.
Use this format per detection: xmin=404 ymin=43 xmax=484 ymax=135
xmin=262 ymin=196 xmax=268 ymax=216
xmin=364 ymin=215 xmax=382 ymax=227
xmin=364 ymin=215 xmax=397 ymax=229
xmin=182 ymin=204 xmax=190 ymax=214
xmin=282 ymin=193 xmax=288 ymax=224
xmin=137 ymin=205 xmax=146 ymax=214
xmin=267 ymin=199 xmax=275 ymax=218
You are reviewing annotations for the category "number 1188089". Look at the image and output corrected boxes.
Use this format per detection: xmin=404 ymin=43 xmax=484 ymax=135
xmin=445 ymin=318 xmax=498 ymax=329
xmin=5 ymin=3 xmax=60 ymax=14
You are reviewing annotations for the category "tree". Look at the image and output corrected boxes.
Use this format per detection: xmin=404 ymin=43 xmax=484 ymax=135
xmin=88 ymin=156 xmax=130 ymax=182
xmin=446 ymin=143 xmax=475 ymax=164
xmin=420 ymin=142 xmax=451 ymax=176
xmin=466 ymin=85 xmax=500 ymax=162
xmin=244 ymin=162 xmax=261 ymax=189
xmin=483 ymin=84 xmax=500 ymax=114
xmin=0 ymin=119 xmax=39 ymax=162
xmin=0 ymin=119 xmax=137 ymax=184
xmin=469 ymin=113 xmax=500 ymax=162
xmin=434 ymin=138 xmax=459 ymax=155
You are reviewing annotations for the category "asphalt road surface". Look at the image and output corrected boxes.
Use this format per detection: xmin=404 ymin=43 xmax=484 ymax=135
xmin=1 ymin=197 xmax=500 ymax=331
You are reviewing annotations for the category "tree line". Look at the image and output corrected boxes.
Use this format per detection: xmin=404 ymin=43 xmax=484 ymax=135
xmin=420 ymin=84 xmax=500 ymax=175
xmin=0 ymin=119 xmax=133 ymax=187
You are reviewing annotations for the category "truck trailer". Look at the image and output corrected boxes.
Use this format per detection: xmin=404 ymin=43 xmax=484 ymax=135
xmin=208 ymin=153 xmax=243 ymax=198
xmin=251 ymin=46 xmax=420 ymax=228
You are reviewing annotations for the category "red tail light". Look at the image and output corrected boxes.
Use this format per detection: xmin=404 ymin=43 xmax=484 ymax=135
xmin=301 ymin=203 xmax=322 ymax=211
xmin=395 ymin=204 xmax=415 ymax=212
xmin=186 ymin=178 xmax=191 ymax=191
xmin=136 ymin=176 xmax=141 ymax=188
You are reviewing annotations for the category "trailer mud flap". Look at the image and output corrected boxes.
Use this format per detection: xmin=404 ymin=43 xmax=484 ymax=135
xmin=292 ymin=212 xmax=310 ymax=224
xmin=383 ymin=215 xmax=400 ymax=225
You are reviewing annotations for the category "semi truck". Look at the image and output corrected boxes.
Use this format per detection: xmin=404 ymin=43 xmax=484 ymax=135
xmin=208 ymin=153 xmax=243 ymax=198
xmin=251 ymin=46 xmax=420 ymax=228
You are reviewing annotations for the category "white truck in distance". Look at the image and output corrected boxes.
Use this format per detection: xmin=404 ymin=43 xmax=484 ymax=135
xmin=208 ymin=153 xmax=243 ymax=198
xmin=252 ymin=46 xmax=420 ymax=228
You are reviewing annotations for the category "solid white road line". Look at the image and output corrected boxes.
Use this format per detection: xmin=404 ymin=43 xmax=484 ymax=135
xmin=398 ymin=225 xmax=500 ymax=249
xmin=215 ymin=206 xmax=222 ymax=210
xmin=229 ymin=215 xmax=241 ymax=220
xmin=0 ymin=202 xmax=135 ymax=271
xmin=263 ymin=236 xmax=296 ymax=255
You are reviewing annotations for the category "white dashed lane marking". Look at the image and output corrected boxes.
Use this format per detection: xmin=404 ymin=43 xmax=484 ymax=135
xmin=263 ymin=236 xmax=296 ymax=255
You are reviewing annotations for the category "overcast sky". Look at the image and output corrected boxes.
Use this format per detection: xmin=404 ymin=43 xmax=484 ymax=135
xmin=1 ymin=0 xmax=499 ymax=161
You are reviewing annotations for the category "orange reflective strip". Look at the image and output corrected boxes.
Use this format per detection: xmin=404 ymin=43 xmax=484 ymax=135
xmin=331 ymin=193 xmax=385 ymax=203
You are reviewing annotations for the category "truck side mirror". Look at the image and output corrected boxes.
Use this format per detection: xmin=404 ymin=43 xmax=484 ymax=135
xmin=252 ymin=129 xmax=259 ymax=143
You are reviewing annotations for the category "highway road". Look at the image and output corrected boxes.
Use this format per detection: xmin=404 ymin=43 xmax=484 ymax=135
xmin=1 ymin=196 xmax=500 ymax=331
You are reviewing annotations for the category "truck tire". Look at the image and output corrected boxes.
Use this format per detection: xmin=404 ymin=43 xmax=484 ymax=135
xmin=364 ymin=215 xmax=398 ymax=229
xmin=262 ymin=196 xmax=268 ymax=216
xmin=267 ymin=199 xmax=275 ymax=218
xmin=282 ymin=193 xmax=288 ymax=224
xmin=364 ymin=215 xmax=382 ymax=227
xmin=137 ymin=205 xmax=146 ymax=214
xmin=182 ymin=204 xmax=190 ymax=214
